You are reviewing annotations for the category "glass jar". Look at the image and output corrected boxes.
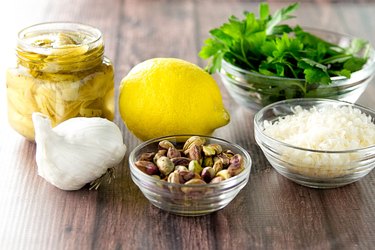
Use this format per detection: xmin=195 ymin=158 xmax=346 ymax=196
xmin=6 ymin=22 xmax=114 ymax=140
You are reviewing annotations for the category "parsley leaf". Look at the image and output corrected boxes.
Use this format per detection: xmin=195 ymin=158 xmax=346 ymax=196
xmin=199 ymin=2 xmax=370 ymax=88
xmin=266 ymin=2 xmax=299 ymax=35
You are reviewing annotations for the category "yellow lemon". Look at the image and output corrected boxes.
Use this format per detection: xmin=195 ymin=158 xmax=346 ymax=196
xmin=118 ymin=58 xmax=230 ymax=141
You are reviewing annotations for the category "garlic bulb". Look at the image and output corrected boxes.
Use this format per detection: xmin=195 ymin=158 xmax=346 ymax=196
xmin=32 ymin=112 xmax=127 ymax=191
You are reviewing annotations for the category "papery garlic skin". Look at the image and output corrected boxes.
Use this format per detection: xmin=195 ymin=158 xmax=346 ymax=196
xmin=32 ymin=112 xmax=127 ymax=190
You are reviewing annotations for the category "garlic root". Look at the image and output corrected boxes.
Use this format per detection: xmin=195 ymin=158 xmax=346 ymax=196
xmin=32 ymin=112 xmax=127 ymax=190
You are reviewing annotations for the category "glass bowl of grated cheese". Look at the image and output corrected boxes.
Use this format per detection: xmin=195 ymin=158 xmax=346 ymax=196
xmin=254 ymin=98 xmax=375 ymax=188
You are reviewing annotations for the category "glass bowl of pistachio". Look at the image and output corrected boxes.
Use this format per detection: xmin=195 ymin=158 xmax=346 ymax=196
xmin=129 ymin=135 xmax=252 ymax=216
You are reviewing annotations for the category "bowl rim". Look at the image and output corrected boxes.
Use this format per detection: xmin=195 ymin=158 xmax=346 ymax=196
xmin=254 ymin=98 xmax=375 ymax=154
xmin=220 ymin=27 xmax=375 ymax=84
xmin=128 ymin=134 xmax=252 ymax=188
xmin=17 ymin=21 xmax=103 ymax=51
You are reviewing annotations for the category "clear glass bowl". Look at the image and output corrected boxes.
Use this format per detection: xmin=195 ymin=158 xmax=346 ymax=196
xmin=254 ymin=98 xmax=375 ymax=188
xmin=219 ymin=28 xmax=375 ymax=110
xmin=129 ymin=135 xmax=252 ymax=216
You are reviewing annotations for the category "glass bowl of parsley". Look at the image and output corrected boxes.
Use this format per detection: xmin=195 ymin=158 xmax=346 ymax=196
xmin=199 ymin=3 xmax=375 ymax=110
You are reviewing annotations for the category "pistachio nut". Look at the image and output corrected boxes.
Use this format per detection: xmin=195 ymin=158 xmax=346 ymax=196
xmin=217 ymin=153 xmax=230 ymax=166
xmin=228 ymin=154 xmax=244 ymax=176
xmin=210 ymin=144 xmax=223 ymax=154
xmin=228 ymin=165 xmax=244 ymax=176
xmin=201 ymin=167 xmax=216 ymax=183
xmin=202 ymin=145 xmax=216 ymax=156
xmin=167 ymin=170 xmax=181 ymax=184
xmin=216 ymin=169 xmax=230 ymax=180
xmin=167 ymin=147 xmax=181 ymax=159
xmin=158 ymin=140 xmax=175 ymax=150
xmin=152 ymin=175 xmax=161 ymax=180
xmin=210 ymin=176 xmax=224 ymax=184
xmin=167 ymin=171 xmax=182 ymax=193
xmin=184 ymin=178 xmax=206 ymax=185
xmin=175 ymin=165 xmax=189 ymax=172
xmin=182 ymin=136 xmax=206 ymax=154
xmin=212 ymin=157 xmax=223 ymax=174
xmin=156 ymin=156 xmax=174 ymax=176
xmin=187 ymin=145 xmax=202 ymax=163
xmin=230 ymin=153 xmax=242 ymax=165
xmin=203 ymin=156 xmax=213 ymax=167
xmin=171 ymin=157 xmax=191 ymax=166
xmin=188 ymin=160 xmax=203 ymax=174
xmin=181 ymin=178 xmax=207 ymax=195
xmin=177 ymin=170 xmax=195 ymax=183
xmin=202 ymin=144 xmax=222 ymax=156
xmin=193 ymin=172 xmax=202 ymax=179
xmin=138 ymin=152 xmax=156 ymax=161
xmin=153 ymin=149 xmax=167 ymax=163
xmin=135 ymin=160 xmax=159 ymax=175
xmin=135 ymin=160 xmax=148 ymax=172
xmin=145 ymin=163 xmax=160 ymax=175
xmin=225 ymin=150 xmax=235 ymax=158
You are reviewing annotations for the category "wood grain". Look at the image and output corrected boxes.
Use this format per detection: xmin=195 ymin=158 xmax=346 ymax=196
xmin=0 ymin=0 xmax=374 ymax=249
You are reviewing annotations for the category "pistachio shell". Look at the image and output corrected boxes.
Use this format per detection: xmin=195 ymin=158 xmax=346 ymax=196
xmin=158 ymin=140 xmax=175 ymax=150
xmin=183 ymin=136 xmax=206 ymax=153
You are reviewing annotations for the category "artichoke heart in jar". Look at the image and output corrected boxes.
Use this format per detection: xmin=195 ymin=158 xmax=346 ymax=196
xmin=6 ymin=22 xmax=114 ymax=140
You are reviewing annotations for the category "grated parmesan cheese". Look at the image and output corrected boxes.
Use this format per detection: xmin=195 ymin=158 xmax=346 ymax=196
xmin=262 ymin=105 xmax=375 ymax=178
xmin=263 ymin=105 xmax=375 ymax=150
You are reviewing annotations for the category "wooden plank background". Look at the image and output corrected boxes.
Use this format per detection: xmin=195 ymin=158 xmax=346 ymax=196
xmin=0 ymin=0 xmax=374 ymax=249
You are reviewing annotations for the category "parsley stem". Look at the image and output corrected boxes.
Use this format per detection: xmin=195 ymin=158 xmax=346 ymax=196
xmin=227 ymin=51 xmax=254 ymax=70
xmin=321 ymin=54 xmax=351 ymax=64
xmin=286 ymin=64 xmax=299 ymax=79
xmin=240 ymin=38 xmax=255 ymax=70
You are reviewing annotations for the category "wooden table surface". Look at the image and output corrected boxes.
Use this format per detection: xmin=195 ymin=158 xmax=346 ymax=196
xmin=1 ymin=0 xmax=375 ymax=249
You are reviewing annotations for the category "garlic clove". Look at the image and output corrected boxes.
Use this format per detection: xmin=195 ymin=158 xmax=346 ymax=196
xmin=32 ymin=112 xmax=127 ymax=190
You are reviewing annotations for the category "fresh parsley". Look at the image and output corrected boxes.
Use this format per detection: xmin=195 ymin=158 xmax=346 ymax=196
xmin=199 ymin=2 xmax=369 ymax=85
